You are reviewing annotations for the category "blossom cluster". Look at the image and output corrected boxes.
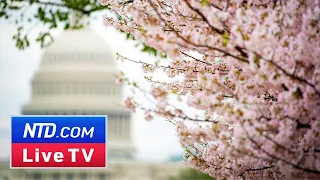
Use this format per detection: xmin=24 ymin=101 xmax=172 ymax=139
xmin=102 ymin=0 xmax=320 ymax=179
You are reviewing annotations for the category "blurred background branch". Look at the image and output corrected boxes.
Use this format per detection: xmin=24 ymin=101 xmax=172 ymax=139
xmin=0 ymin=0 xmax=166 ymax=58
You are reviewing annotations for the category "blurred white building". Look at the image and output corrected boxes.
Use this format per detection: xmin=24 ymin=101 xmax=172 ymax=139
xmin=0 ymin=28 xmax=184 ymax=180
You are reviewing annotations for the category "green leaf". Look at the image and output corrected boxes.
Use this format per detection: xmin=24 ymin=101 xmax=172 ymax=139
xmin=212 ymin=124 xmax=218 ymax=131
xmin=24 ymin=35 xmax=30 ymax=47
xmin=201 ymin=0 xmax=209 ymax=6
xmin=222 ymin=39 xmax=228 ymax=46
xmin=64 ymin=23 xmax=70 ymax=29
xmin=12 ymin=28 xmax=30 ymax=50
xmin=0 ymin=11 xmax=6 ymax=18
xmin=36 ymin=32 xmax=54 ymax=48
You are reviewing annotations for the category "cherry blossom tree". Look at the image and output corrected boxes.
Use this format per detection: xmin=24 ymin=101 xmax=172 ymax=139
xmin=101 ymin=0 xmax=320 ymax=179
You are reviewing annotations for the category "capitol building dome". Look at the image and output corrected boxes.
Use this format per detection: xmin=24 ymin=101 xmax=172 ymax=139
xmin=22 ymin=28 xmax=134 ymax=160
xmin=23 ymin=28 xmax=121 ymax=115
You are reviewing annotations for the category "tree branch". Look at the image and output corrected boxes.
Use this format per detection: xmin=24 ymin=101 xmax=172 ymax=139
xmin=242 ymin=124 xmax=320 ymax=175
xmin=182 ymin=0 xmax=225 ymax=35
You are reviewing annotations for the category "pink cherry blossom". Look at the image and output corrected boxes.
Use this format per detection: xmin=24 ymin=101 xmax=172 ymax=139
xmin=124 ymin=97 xmax=136 ymax=112
xmin=101 ymin=0 xmax=320 ymax=179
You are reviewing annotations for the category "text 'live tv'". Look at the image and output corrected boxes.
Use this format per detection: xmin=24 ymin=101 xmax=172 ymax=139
xmin=11 ymin=116 xmax=108 ymax=168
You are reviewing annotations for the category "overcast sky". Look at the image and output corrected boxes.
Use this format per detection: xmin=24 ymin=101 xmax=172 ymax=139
xmin=0 ymin=12 xmax=182 ymax=162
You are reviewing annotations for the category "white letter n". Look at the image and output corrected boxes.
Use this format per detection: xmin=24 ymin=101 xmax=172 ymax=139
xmin=23 ymin=123 xmax=36 ymax=138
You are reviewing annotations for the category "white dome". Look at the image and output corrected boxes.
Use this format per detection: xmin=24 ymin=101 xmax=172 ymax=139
xmin=45 ymin=28 xmax=113 ymax=55
xmin=22 ymin=28 xmax=134 ymax=160
xmin=41 ymin=28 xmax=115 ymax=71
xmin=23 ymin=28 xmax=123 ymax=114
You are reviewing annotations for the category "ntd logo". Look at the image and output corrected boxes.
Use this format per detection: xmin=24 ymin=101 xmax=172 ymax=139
xmin=11 ymin=116 xmax=107 ymax=168
xmin=23 ymin=123 xmax=94 ymax=139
